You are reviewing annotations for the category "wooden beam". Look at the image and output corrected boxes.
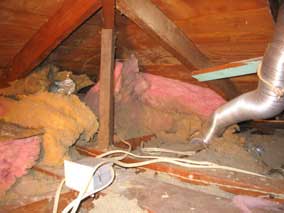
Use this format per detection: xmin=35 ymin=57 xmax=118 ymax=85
xmin=0 ymin=67 xmax=10 ymax=88
xmin=102 ymin=0 xmax=115 ymax=29
xmin=97 ymin=29 xmax=115 ymax=150
xmin=6 ymin=0 xmax=102 ymax=81
xmin=240 ymin=119 xmax=284 ymax=134
xmin=97 ymin=0 xmax=116 ymax=150
xmin=207 ymin=79 xmax=239 ymax=100
xmin=116 ymin=0 xmax=238 ymax=100
xmin=76 ymin=144 xmax=284 ymax=201
xmin=116 ymin=0 xmax=212 ymax=69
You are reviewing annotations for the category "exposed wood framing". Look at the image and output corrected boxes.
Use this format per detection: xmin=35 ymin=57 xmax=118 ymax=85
xmin=97 ymin=29 xmax=116 ymax=150
xmin=116 ymin=0 xmax=212 ymax=69
xmin=76 ymin=144 xmax=284 ymax=201
xmin=240 ymin=119 xmax=284 ymax=134
xmin=207 ymin=79 xmax=239 ymax=100
xmin=5 ymin=191 xmax=95 ymax=212
xmin=6 ymin=0 xmax=102 ymax=81
xmin=97 ymin=0 xmax=116 ymax=150
xmin=116 ymin=0 xmax=238 ymax=100
xmin=0 ymin=67 xmax=9 ymax=88
xmin=142 ymin=64 xmax=240 ymax=100
xmin=102 ymin=0 xmax=115 ymax=29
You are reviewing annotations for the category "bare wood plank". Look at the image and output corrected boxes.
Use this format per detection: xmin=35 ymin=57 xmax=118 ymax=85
xmin=207 ymin=79 xmax=239 ymax=100
xmin=97 ymin=29 xmax=115 ymax=150
xmin=102 ymin=0 xmax=115 ymax=29
xmin=151 ymin=0 xmax=269 ymax=21
xmin=0 ymin=67 xmax=10 ymax=88
xmin=6 ymin=0 xmax=102 ymax=81
xmin=5 ymin=191 xmax=95 ymax=213
xmin=0 ymin=0 xmax=65 ymax=16
xmin=116 ymin=0 xmax=212 ymax=69
xmin=116 ymin=0 xmax=239 ymax=99
xmin=241 ymin=119 xmax=284 ymax=134
xmin=76 ymin=144 xmax=284 ymax=201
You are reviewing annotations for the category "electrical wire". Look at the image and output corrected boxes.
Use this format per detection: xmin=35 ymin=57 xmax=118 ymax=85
xmin=140 ymin=141 xmax=196 ymax=156
xmin=53 ymin=138 xmax=272 ymax=213
xmin=96 ymin=149 xmax=265 ymax=177
xmin=52 ymin=179 xmax=65 ymax=213
xmin=67 ymin=161 xmax=115 ymax=213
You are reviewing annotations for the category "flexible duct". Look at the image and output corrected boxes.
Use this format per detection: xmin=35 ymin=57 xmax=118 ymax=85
xmin=200 ymin=4 xmax=284 ymax=144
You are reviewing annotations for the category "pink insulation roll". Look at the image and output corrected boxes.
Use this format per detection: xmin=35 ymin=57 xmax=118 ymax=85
xmin=85 ymin=55 xmax=225 ymax=118
xmin=0 ymin=136 xmax=41 ymax=196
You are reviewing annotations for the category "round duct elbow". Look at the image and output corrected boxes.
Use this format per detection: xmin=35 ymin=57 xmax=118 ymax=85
xmin=201 ymin=4 xmax=284 ymax=144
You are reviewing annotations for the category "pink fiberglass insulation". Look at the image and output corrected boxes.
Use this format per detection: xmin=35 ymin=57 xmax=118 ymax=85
xmin=0 ymin=136 xmax=41 ymax=196
xmin=85 ymin=55 xmax=225 ymax=118
xmin=232 ymin=195 xmax=284 ymax=213
xmin=140 ymin=74 xmax=225 ymax=118
xmin=84 ymin=62 xmax=123 ymax=116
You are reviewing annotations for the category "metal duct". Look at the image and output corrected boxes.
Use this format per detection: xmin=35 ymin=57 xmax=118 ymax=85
xmin=200 ymin=4 xmax=284 ymax=144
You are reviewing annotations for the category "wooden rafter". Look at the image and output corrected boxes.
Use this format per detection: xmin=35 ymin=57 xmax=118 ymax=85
xmin=116 ymin=0 xmax=238 ymax=100
xmin=116 ymin=0 xmax=212 ymax=70
xmin=6 ymin=0 xmax=102 ymax=81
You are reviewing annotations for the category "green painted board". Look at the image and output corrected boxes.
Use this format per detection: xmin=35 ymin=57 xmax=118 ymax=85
xmin=192 ymin=60 xmax=261 ymax=82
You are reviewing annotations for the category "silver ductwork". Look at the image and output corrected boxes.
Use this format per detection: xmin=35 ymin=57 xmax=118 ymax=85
xmin=201 ymin=4 xmax=284 ymax=144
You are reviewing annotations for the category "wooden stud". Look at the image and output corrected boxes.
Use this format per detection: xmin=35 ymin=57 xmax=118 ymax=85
xmin=97 ymin=29 xmax=115 ymax=150
xmin=7 ymin=0 xmax=102 ymax=81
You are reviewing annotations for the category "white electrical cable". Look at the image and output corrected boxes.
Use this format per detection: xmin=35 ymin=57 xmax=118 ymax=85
xmin=141 ymin=147 xmax=196 ymax=156
xmin=52 ymin=160 xmax=115 ymax=213
xmin=97 ymin=149 xmax=265 ymax=177
xmin=69 ymin=160 xmax=115 ymax=213
xmin=52 ymin=179 xmax=65 ymax=213
xmin=54 ymin=138 xmax=270 ymax=213
xmin=140 ymin=141 xmax=196 ymax=156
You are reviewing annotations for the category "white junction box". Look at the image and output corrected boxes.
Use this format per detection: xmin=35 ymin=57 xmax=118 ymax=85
xmin=64 ymin=157 xmax=113 ymax=194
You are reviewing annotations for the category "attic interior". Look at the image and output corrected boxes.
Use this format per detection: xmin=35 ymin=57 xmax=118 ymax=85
xmin=1 ymin=0 xmax=284 ymax=212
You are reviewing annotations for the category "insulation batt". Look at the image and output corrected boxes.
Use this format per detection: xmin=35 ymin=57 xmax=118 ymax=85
xmin=232 ymin=195 xmax=284 ymax=213
xmin=0 ymin=92 xmax=98 ymax=165
xmin=85 ymin=55 xmax=225 ymax=118
xmin=85 ymin=56 xmax=225 ymax=140
xmin=0 ymin=136 xmax=41 ymax=196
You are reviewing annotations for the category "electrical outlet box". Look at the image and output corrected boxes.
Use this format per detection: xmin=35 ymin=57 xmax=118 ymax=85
xmin=64 ymin=157 xmax=113 ymax=194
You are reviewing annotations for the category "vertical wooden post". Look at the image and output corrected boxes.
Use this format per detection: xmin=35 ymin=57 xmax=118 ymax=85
xmin=97 ymin=29 xmax=115 ymax=150
xmin=97 ymin=0 xmax=115 ymax=150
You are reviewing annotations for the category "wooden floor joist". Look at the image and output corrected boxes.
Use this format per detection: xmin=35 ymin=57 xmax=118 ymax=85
xmin=75 ymin=143 xmax=284 ymax=201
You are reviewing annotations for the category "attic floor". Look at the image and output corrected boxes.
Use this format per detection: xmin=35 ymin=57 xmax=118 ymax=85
xmin=1 ymin=164 xmax=279 ymax=213
xmin=2 ymin=137 xmax=283 ymax=213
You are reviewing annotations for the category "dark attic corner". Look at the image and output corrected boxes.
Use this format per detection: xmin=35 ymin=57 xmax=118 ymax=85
xmin=1 ymin=0 xmax=284 ymax=212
